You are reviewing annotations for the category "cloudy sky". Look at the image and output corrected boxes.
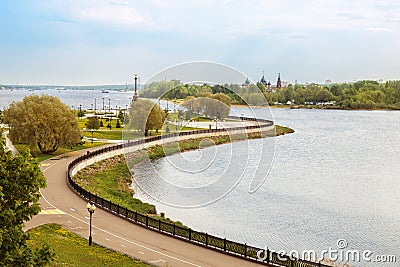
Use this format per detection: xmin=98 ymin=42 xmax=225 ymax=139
xmin=1 ymin=0 xmax=399 ymax=85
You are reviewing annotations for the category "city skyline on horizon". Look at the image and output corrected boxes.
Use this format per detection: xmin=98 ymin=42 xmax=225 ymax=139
xmin=1 ymin=1 xmax=399 ymax=86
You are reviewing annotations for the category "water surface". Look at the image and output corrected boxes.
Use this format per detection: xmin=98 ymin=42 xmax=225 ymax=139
xmin=133 ymin=108 xmax=400 ymax=266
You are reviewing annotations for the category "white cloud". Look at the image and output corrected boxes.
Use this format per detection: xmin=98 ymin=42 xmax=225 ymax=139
xmin=44 ymin=0 xmax=150 ymax=26
xmin=38 ymin=0 xmax=400 ymax=38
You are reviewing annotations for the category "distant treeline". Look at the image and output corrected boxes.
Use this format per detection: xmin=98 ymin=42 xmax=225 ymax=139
xmin=140 ymin=80 xmax=400 ymax=109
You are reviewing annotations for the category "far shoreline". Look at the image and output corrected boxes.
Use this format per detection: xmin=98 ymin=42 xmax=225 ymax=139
xmin=231 ymin=103 xmax=400 ymax=111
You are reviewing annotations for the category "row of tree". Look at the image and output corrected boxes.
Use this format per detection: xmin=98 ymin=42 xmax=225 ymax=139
xmin=140 ymin=80 xmax=400 ymax=109
xmin=140 ymin=80 xmax=261 ymax=104
xmin=263 ymin=80 xmax=400 ymax=109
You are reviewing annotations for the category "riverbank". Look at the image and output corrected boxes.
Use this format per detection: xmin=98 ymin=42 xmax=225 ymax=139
xmin=232 ymin=103 xmax=400 ymax=111
xmin=74 ymin=125 xmax=294 ymax=225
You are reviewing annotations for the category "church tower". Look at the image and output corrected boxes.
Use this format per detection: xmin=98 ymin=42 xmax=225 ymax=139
xmin=276 ymin=73 xmax=282 ymax=89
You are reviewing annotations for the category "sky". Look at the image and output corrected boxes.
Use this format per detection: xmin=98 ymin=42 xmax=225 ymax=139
xmin=0 ymin=0 xmax=400 ymax=85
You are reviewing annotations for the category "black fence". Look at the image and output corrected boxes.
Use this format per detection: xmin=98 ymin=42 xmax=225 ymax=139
xmin=66 ymin=117 xmax=331 ymax=267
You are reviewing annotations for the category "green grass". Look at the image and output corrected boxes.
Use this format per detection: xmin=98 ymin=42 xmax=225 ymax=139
xmin=192 ymin=116 xmax=213 ymax=122
xmin=74 ymin=155 xmax=157 ymax=215
xmin=82 ymin=130 xmax=123 ymax=140
xmin=180 ymin=126 xmax=208 ymax=131
xmin=79 ymin=117 xmax=125 ymax=131
xmin=274 ymin=125 xmax=295 ymax=136
xmin=14 ymin=142 xmax=106 ymax=162
xmin=27 ymin=223 xmax=153 ymax=267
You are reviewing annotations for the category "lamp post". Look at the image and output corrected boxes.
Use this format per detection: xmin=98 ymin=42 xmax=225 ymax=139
xmin=102 ymin=97 xmax=105 ymax=111
xmin=94 ymin=97 xmax=97 ymax=113
xmin=86 ymin=202 xmax=96 ymax=246
xmin=108 ymin=98 xmax=111 ymax=113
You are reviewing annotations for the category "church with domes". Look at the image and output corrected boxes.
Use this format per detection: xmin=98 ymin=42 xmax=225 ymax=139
xmin=259 ymin=72 xmax=282 ymax=93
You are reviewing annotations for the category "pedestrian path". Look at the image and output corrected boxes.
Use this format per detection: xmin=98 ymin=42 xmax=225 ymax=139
xmin=1 ymin=130 xmax=18 ymax=155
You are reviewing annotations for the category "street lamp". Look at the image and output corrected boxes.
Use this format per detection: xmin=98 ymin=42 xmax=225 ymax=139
xmin=86 ymin=202 xmax=96 ymax=246
xmin=102 ymin=97 xmax=105 ymax=111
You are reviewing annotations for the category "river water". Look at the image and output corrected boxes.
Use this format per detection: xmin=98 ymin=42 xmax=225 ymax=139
xmin=1 ymin=89 xmax=398 ymax=266
xmin=132 ymin=108 xmax=400 ymax=266
xmin=0 ymin=89 xmax=133 ymax=111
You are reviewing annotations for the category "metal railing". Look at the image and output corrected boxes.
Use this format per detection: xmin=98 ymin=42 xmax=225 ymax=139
xmin=66 ymin=117 xmax=331 ymax=267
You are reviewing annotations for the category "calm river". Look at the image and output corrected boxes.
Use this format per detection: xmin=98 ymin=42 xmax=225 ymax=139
xmin=132 ymin=108 xmax=400 ymax=267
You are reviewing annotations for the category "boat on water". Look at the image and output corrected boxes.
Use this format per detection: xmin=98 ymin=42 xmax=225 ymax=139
xmin=101 ymin=90 xmax=109 ymax=93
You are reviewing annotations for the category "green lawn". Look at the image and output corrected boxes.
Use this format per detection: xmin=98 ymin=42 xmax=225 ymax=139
xmin=82 ymin=130 xmax=123 ymax=140
xmin=274 ymin=125 xmax=295 ymax=136
xmin=27 ymin=224 xmax=153 ymax=267
xmin=79 ymin=117 xmax=125 ymax=131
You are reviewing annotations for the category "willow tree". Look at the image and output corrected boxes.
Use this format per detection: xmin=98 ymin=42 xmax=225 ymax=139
xmin=4 ymin=95 xmax=81 ymax=154
xmin=181 ymin=93 xmax=231 ymax=119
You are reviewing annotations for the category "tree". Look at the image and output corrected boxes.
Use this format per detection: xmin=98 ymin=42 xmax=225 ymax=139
xmin=0 ymin=132 xmax=53 ymax=265
xmin=118 ymin=110 xmax=125 ymax=122
xmin=129 ymin=99 xmax=166 ymax=136
xmin=85 ymin=116 xmax=100 ymax=131
xmin=181 ymin=94 xmax=231 ymax=119
xmin=85 ymin=116 xmax=100 ymax=143
xmin=77 ymin=110 xmax=85 ymax=119
xmin=4 ymin=95 xmax=81 ymax=154
xmin=314 ymin=89 xmax=334 ymax=102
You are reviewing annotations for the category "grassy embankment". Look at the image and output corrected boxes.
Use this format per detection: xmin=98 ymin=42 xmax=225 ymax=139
xmin=27 ymin=224 xmax=153 ymax=267
xmin=74 ymin=125 xmax=294 ymax=223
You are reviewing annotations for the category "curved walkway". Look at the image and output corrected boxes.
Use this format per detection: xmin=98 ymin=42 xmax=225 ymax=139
xmin=25 ymin=148 xmax=269 ymax=267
